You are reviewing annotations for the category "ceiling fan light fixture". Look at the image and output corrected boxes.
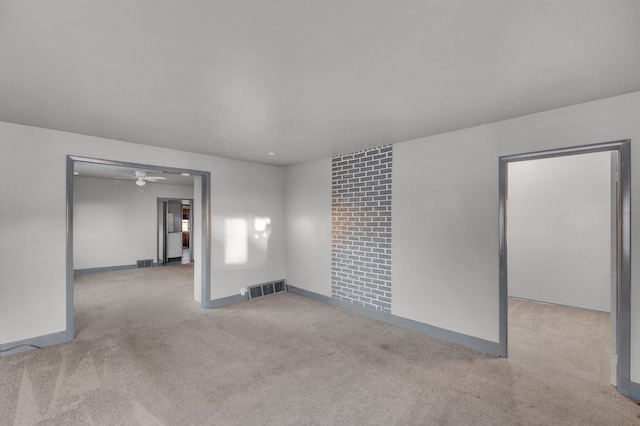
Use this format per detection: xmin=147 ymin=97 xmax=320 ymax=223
xmin=116 ymin=170 xmax=165 ymax=186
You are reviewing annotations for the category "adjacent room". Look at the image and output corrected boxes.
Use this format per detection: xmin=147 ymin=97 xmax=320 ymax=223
xmin=1 ymin=1 xmax=640 ymax=424
xmin=506 ymin=151 xmax=619 ymax=392
xmin=72 ymin=161 xmax=197 ymax=339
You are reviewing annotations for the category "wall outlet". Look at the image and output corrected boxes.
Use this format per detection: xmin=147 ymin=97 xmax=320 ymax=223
xmin=240 ymin=288 xmax=246 ymax=296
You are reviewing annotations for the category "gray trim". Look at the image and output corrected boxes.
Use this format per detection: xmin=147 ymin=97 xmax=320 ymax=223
xmin=208 ymin=279 xmax=287 ymax=307
xmin=287 ymin=285 xmax=503 ymax=357
xmin=66 ymin=156 xmax=74 ymax=342
xmin=498 ymin=140 xmax=634 ymax=398
xmin=499 ymin=140 xmax=628 ymax=163
xmin=498 ymin=151 xmax=507 ymax=357
xmin=628 ymin=381 xmax=640 ymax=401
xmin=66 ymin=156 xmax=212 ymax=337
xmin=161 ymin=200 xmax=168 ymax=263
xmin=209 ymin=293 xmax=249 ymax=308
xmin=74 ymin=264 xmax=139 ymax=275
xmin=610 ymin=152 xmax=619 ymax=387
xmin=201 ymin=173 xmax=212 ymax=308
xmin=0 ymin=331 xmax=67 ymax=357
xmin=618 ymin=140 xmax=633 ymax=398
xmin=509 ymin=296 xmax=610 ymax=314
xmin=190 ymin=199 xmax=194 ymax=263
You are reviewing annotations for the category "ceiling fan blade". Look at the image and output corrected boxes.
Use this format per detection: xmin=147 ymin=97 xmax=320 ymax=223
xmin=115 ymin=176 xmax=135 ymax=179
xmin=144 ymin=176 xmax=166 ymax=181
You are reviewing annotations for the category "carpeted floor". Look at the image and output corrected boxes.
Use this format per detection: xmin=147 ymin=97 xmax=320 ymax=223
xmin=1 ymin=264 xmax=639 ymax=425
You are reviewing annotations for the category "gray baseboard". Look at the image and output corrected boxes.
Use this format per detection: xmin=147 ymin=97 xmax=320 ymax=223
xmin=206 ymin=279 xmax=287 ymax=308
xmin=74 ymin=263 xmax=163 ymax=275
xmin=207 ymin=293 xmax=249 ymax=308
xmin=287 ymin=285 xmax=504 ymax=357
xmin=622 ymin=380 xmax=640 ymax=401
xmin=74 ymin=264 xmax=138 ymax=274
xmin=0 ymin=331 xmax=67 ymax=357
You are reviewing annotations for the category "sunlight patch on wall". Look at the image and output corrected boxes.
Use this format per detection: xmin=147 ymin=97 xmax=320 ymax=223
xmin=224 ymin=218 xmax=248 ymax=265
xmin=254 ymin=217 xmax=271 ymax=239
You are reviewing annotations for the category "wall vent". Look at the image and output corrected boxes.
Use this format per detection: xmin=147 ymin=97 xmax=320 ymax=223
xmin=136 ymin=259 xmax=153 ymax=268
xmin=248 ymin=280 xmax=286 ymax=300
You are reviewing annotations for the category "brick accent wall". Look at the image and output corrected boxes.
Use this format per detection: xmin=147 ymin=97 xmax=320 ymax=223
xmin=331 ymin=146 xmax=392 ymax=312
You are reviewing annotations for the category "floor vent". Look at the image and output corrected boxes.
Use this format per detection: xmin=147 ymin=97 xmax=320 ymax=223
xmin=248 ymin=280 xmax=286 ymax=300
xmin=136 ymin=259 xmax=153 ymax=268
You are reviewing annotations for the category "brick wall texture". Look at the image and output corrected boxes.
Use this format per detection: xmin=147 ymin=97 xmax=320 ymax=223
xmin=331 ymin=146 xmax=392 ymax=312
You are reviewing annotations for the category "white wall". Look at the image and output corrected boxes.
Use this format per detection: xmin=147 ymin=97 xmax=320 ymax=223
xmin=507 ymin=152 xmax=611 ymax=312
xmin=1 ymin=92 xmax=639 ymax=383
xmin=73 ymin=176 xmax=193 ymax=270
xmin=210 ymin=160 xmax=286 ymax=292
xmin=284 ymin=158 xmax=332 ymax=296
xmin=0 ymin=122 xmax=285 ymax=344
xmin=278 ymin=92 xmax=640 ymax=383
xmin=392 ymin=91 xmax=640 ymax=382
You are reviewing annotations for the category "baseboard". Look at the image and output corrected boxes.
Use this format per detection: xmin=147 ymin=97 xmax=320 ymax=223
xmin=207 ymin=293 xmax=249 ymax=308
xmin=287 ymin=285 xmax=503 ymax=357
xmin=620 ymin=379 xmax=640 ymax=401
xmin=206 ymin=279 xmax=287 ymax=308
xmin=74 ymin=264 xmax=137 ymax=274
xmin=74 ymin=263 xmax=164 ymax=275
xmin=0 ymin=331 xmax=67 ymax=357
xmin=509 ymin=296 xmax=610 ymax=314
xmin=630 ymin=381 xmax=640 ymax=401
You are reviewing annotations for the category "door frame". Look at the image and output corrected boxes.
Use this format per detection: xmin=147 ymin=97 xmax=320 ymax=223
xmin=498 ymin=140 xmax=632 ymax=397
xmin=66 ymin=156 xmax=212 ymax=340
xmin=157 ymin=198 xmax=194 ymax=264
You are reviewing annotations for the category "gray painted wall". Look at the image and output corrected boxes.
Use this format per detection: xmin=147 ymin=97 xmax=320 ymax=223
xmin=507 ymin=152 xmax=612 ymax=312
xmin=74 ymin=176 xmax=193 ymax=270
xmin=331 ymin=146 xmax=393 ymax=312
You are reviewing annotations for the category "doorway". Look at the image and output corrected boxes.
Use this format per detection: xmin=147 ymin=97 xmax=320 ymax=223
xmin=498 ymin=140 xmax=632 ymax=398
xmin=66 ymin=156 xmax=212 ymax=341
xmin=158 ymin=198 xmax=194 ymax=265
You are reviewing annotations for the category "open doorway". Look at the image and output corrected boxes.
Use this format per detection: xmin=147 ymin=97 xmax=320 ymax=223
xmin=158 ymin=198 xmax=194 ymax=265
xmin=498 ymin=140 xmax=632 ymax=398
xmin=66 ymin=156 xmax=212 ymax=342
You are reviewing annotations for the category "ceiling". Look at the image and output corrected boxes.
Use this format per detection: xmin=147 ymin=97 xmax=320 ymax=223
xmin=74 ymin=162 xmax=194 ymax=187
xmin=1 ymin=1 xmax=639 ymax=167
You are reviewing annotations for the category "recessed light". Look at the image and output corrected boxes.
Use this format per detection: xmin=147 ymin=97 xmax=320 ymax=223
xmin=268 ymin=152 xmax=275 ymax=156
xmin=74 ymin=171 xmax=79 ymax=176
xmin=181 ymin=173 xmax=191 ymax=176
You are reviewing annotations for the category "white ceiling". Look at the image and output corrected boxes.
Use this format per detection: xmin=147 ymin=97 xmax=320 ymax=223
xmin=1 ymin=1 xmax=639 ymax=166
xmin=74 ymin=162 xmax=194 ymax=186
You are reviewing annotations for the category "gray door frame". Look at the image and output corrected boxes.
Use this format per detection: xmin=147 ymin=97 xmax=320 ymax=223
xmin=157 ymin=197 xmax=194 ymax=264
xmin=498 ymin=140 xmax=632 ymax=397
xmin=66 ymin=156 xmax=212 ymax=340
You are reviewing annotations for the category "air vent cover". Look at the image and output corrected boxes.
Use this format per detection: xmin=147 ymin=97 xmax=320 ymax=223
xmin=248 ymin=280 xmax=286 ymax=300
xmin=136 ymin=259 xmax=153 ymax=268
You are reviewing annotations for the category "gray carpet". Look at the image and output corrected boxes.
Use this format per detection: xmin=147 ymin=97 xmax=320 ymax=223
xmin=1 ymin=264 xmax=639 ymax=425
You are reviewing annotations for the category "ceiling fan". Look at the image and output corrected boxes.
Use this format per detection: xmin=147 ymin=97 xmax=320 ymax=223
xmin=117 ymin=170 xmax=166 ymax=186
